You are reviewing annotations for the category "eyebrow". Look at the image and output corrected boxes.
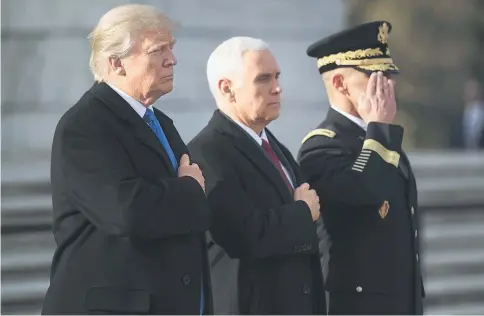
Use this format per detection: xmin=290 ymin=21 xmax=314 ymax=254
xmin=256 ymin=71 xmax=281 ymax=79
xmin=147 ymin=38 xmax=177 ymax=51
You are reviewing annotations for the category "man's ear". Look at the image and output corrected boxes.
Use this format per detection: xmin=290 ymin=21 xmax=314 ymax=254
xmin=332 ymin=72 xmax=348 ymax=95
xmin=219 ymin=79 xmax=235 ymax=101
xmin=108 ymin=56 xmax=126 ymax=76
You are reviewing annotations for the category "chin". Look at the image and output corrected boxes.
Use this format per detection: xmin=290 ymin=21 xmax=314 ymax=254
xmin=267 ymin=110 xmax=280 ymax=122
xmin=160 ymin=83 xmax=174 ymax=95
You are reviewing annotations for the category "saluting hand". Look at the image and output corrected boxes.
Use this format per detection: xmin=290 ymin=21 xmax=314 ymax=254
xmin=178 ymin=154 xmax=205 ymax=192
xmin=294 ymin=183 xmax=320 ymax=221
xmin=356 ymin=71 xmax=396 ymax=124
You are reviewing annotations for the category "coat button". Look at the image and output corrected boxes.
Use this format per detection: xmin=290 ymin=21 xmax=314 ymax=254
xmin=182 ymin=274 xmax=191 ymax=285
xmin=415 ymin=230 xmax=418 ymax=238
xmin=356 ymin=286 xmax=363 ymax=292
xmin=416 ymin=254 xmax=419 ymax=262
xmin=302 ymin=285 xmax=311 ymax=295
xmin=411 ymin=207 xmax=415 ymax=215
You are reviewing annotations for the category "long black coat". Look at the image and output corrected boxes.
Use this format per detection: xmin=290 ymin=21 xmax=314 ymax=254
xmin=42 ymin=82 xmax=213 ymax=315
xmin=298 ymin=108 xmax=425 ymax=315
xmin=188 ymin=110 xmax=327 ymax=315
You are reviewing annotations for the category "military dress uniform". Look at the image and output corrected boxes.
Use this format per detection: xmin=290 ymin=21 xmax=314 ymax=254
xmin=297 ymin=21 xmax=425 ymax=315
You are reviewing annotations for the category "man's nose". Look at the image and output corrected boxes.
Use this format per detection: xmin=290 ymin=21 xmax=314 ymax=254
xmin=166 ymin=51 xmax=177 ymax=67
xmin=273 ymin=83 xmax=282 ymax=94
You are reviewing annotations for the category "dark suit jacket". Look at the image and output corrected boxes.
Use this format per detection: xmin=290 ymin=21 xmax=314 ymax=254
xmin=298 ymin=108 xmax=424 ymax=315
xmin=188 ymin=110 xmax=327 ymax=315
xmin=42 ymin=82 xmax=213 ymax=315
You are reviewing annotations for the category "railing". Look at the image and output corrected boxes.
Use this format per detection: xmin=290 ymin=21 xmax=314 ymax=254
xmin=2 ymin=152 xmax=484 ymax=315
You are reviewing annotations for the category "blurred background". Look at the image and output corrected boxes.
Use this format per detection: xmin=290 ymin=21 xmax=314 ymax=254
xmin=2 ymin=0 xmax=484 ymax=314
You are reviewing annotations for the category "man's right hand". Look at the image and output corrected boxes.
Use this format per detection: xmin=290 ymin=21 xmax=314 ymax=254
xmin=294 ymin=183 xmax=320 ymax=221
xmin=178 ymin=154 xmax=205 ymax=192
xmin=356 ymin=71 xmax=397 ymax=124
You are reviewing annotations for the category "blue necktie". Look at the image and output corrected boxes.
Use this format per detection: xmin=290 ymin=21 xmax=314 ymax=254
xmin=143 ymin=109 xmax=178 ymax=170
xmin=144 ymin=109 xmax=204 ymax=314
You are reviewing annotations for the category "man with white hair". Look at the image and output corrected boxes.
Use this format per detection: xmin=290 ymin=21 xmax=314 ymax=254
xmin=188 ymin=37 xmax=327 ymax=314
xmin=42 ymin=4 xmax=212 ymax=314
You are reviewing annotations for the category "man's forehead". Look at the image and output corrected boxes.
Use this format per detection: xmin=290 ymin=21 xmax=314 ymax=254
xmin=243 ymin=50 xmax=279 ymax=71
xmin=142 ymin=28 xmax=174 ymax=41
xmin=140 ymin=30 xmax=175 ymax=47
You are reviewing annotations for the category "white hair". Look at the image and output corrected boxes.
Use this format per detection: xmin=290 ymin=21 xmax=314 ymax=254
xmin=88 ymin=4 xmax=176 ymax=82
xmin=206 ymin=36 xmax=270 ymax=101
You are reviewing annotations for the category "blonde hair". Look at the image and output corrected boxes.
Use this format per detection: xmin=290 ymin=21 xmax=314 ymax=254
xmin=88 ymin=4 xmax=176 ymax=82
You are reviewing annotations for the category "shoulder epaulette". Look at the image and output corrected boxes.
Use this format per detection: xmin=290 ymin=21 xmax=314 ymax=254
xmin=301 ymin=128 xmax=336 ymax=144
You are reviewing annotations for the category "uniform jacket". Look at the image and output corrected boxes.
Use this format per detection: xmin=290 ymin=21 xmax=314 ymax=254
xmin=298 ymin=108 xmax=424 ymax=315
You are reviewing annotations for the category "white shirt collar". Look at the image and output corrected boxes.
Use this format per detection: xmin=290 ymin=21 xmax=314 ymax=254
xmin=107 ymin=83 xmax=153 ymax=118
xmin=233 ymin=120 xmax=268 ymax=145
xmin=331 ymin=106 xmax=367 ymax=131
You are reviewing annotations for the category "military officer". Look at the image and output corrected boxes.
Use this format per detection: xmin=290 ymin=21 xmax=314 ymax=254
xmin=297 ymin=21 xmax=424 ymax=315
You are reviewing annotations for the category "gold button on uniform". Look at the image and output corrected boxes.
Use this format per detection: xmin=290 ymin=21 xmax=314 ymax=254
xmin=356 ymin=286 xmax=363 ymax=292
xmin=411 ymin=207 xmax=415 ymax=215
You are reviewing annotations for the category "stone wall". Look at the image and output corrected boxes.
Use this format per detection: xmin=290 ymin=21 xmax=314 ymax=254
xmin=2 ymin=0 xmax=344 ymax=163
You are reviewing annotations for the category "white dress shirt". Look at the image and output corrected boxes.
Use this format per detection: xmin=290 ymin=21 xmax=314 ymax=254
xmin=233 ymin=120 xmax=295 ymax=189
xmin=332 ymin=106 xmax=367 ymax=131
xmin=107 ymin=83 xmax=153 ymax=119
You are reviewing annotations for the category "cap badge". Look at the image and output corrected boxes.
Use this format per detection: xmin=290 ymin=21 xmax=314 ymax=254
xmin=378 ymin=22 xmax=389 ymax=44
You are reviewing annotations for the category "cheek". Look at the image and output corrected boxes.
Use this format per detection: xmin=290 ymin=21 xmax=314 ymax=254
xmin=138 ymin=56 xmax=162 ymax=75
xmin=357 ymin=77 xmax=369 ymax=91
xmin=126 ymin=60 xmax=149 ymax=79
xmin=146 ymin=59 xmax=161 ymax=75
xmin=253 ymin=88 xmax=267 ymax=108
xmin=348 ymin=78 xmax=368 ymax=97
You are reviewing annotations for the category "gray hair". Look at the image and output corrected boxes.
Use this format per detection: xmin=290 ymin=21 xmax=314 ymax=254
xmin=206 ymin=36 xmax=269 ymax=101
xmin=88 ymin=4 xmax=176 ymax=82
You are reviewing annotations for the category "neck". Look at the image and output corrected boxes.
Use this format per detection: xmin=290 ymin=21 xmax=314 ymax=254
xmin=328 ymin=96 xmax=360 ymax=118
xmin=220 ymin=105 xmax=266 ymax=136
xmin=106 ymin=78 xmax=157 ymax=107
xmin=245 ymin=121 xmax=265 ymax=136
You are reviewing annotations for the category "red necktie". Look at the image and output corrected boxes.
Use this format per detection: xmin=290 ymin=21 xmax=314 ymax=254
xmin=261 ymin=139 xmax=293 ymax=191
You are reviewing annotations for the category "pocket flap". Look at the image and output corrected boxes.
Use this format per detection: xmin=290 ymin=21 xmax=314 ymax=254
xmin=85 ymin=287 xmax=150 ymax=313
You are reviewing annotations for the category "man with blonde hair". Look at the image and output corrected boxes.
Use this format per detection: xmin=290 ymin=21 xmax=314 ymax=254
xmin=42 ymin=4 xmax=212 ymax=314
xmin=188 ymin=36 xmax=327 ymax=314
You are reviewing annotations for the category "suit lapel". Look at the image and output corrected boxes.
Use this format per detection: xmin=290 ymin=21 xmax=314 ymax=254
xmin=89 ymin=82 xmax=177 ymax=176
xmin=211 ymin=111 xmax=293 ymax=201
xmin=265 ymin=130 xmax=298 ymax=187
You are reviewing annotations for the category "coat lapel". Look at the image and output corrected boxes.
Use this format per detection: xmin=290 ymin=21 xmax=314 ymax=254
xmin=211 ymin=110 xmax=293 ymax=201
xmin=265 ymin=130 xmax=298 ymax=187
xmin=89 ymin=82 xmax=177 ymax=176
